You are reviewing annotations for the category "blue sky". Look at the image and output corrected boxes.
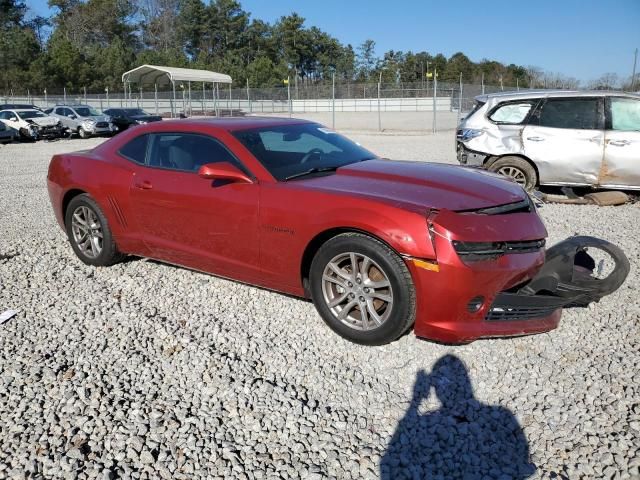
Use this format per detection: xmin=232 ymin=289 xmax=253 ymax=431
xmin=26 ymin=0 xmax=640 ymax=82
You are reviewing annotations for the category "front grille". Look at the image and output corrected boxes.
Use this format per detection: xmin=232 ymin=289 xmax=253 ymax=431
xmin=37 ymin=125 xmax=60 ymax=134
xmin=453 ymin=239 xmax=545 ymax=261
xmin=96 ymin=122 xmax=108 ymax=128
xmin=485 ymin=292 xmax=567 ymax=321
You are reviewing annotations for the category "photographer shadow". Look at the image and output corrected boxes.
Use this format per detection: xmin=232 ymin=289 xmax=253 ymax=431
xmin=381 ymin=355 xmax=535 ymax=480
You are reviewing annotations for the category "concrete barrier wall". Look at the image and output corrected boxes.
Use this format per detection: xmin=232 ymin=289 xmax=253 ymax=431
xmin=4 ymin=95 xmax=452 ymax=115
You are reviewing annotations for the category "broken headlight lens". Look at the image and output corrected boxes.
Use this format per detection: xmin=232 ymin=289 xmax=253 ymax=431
xmin=457 ymin=128 xmax=484 ymax=142
xmin=452 ymin=239 xmax=546 ymax=261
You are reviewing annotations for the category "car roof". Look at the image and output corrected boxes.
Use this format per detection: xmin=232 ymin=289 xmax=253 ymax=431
xmin=475 ymin=89 xmax=640 ymax=103
xmin=155 ymin=116 xmax=314 ymax=131
xmin=0 ymin=104 xmax=36 ymax=108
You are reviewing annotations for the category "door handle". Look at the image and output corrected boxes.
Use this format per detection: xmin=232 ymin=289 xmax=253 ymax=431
xmin=134 ymin=180 xmax=153 ymax=190
xmin=608 ymin=139 xmax=630 ymax=147
xmin=526 ymin=136 xmax=544 ymax=142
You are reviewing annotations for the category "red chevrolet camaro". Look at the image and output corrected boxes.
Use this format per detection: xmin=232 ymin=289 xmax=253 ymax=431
xmin=47 ymin=118 xmax=629 ymax=345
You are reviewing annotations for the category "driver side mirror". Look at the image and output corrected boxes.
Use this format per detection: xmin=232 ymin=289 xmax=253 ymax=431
xmin=67 ymin=114 xmax=76 ymax=119
xmin=197 ymin=162 xmax=252 ymax=183
xmin=9 ymin=117 xmax=17 ymax=122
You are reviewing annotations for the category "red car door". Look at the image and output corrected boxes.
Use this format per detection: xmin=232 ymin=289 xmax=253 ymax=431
xmin=128 ymin=132 xmax=261 ymax=282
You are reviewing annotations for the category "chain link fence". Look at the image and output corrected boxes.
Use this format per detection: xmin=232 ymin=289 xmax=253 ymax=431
xmin=1 ymin=81 xmax=558 ymax=132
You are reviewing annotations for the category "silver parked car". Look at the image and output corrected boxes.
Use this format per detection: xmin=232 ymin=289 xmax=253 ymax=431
xmin=46 ymin=105 xmax=116 ymax=138
xmin=457 ymin=90 xmax=640 ymax=190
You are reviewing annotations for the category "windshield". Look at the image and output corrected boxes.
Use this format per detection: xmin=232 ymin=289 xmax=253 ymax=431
xmin=19 ymin=110 xmax=47 ymax=119
xmin=124 ymin=108 xmax=148 ymax=116
xmin=75 ymin=106 xmax=101 ymax=117
xmin=232 ymin=123 xmax=376 ymax=181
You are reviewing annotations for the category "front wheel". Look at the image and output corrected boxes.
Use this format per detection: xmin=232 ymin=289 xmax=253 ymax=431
xmin=78 ymin=127 xmax=90 ymax=139
xmin=65 ymin=194 xmax=124 ymax=266
xmin=309 ymin=233 xmax=416 ymax=345
xmin=487 ymin=156 xmax=537 ymax=191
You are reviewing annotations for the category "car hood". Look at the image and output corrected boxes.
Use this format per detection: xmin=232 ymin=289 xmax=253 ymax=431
xmin=27 ymin=116 xmax=59 ymax=127
xmin=84 ymin=115 xmax=111 ymax=122
xmin=297 ymin=159 xmax=528 ymax=211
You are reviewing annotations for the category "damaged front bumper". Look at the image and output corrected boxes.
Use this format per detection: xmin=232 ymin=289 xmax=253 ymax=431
xmin=486 ymin=236 xmax=630 ymax=322
xmin=409 ymin=232 xmax=630 ymax=343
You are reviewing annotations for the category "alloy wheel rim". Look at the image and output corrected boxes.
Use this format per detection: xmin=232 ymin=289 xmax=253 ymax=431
xmin=71 ymin=206 xmax=103 ymax=258
xmin=321 ymin=252 xmax=394 ymax=331
xmin=497 ymin=166 xmax=527 ymax=186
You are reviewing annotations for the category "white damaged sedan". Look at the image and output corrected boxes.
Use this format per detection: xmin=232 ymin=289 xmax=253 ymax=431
xmin=0 ymin=108 xmax=65 ymax=140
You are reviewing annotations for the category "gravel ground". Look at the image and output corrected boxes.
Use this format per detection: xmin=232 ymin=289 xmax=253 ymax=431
xmin=0 ymin=133 xmax=639 ymax=480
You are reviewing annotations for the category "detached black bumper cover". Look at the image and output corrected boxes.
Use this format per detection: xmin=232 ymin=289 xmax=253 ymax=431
xmin=486 ymin=236 xmax=630 ymax=321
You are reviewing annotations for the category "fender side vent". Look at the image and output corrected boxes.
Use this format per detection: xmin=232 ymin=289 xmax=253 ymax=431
xmin=107 ymin=196 xmax=127 ymax=228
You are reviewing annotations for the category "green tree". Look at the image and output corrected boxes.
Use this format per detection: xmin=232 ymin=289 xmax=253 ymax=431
xmin=356 ymin=39 xmax=377 ymax=81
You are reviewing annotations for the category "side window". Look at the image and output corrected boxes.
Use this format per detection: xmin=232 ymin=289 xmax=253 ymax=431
xmin=119 ymin=134 xmax=149 ymax=164
xmin=54 ymin=107 xmax=63 ymax=115
xmin=536 ymin=98 xmax=599 ymax=130
xmin=610 ymin=98 xmax=640 ymax=131
xmin=259 ymin=131 xmax=340 ymax=154
xmin=488 ymin=102 xmax=535 ymax=124
xmin=147 ymin=133 xmax=243 ymax=173
xmin=0 ymin=112 xmax=7 ymax=120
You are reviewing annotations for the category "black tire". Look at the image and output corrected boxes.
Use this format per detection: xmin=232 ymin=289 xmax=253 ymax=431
xmin=78 ymin=127 xmax=90 ymax=139
xmin=18 ymin=128 xmax=36 ymax=142
xmin=309 ymin=233 xmax=416 ymax=345
xmin=487 ymin=156 xmax=537 ymax=191
xmin=64 ymin=194 xmax=124 ymax=266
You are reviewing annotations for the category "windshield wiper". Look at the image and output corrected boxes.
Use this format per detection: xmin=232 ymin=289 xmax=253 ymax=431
xmin=284 ymin=166 xmax=340 ymax=181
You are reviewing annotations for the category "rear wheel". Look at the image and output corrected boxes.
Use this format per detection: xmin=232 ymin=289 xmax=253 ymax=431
xmin=309 ymin=233 xmax=416 ymax=345
xmin=488 ymin=156 xmax=537 ymax=191
xmin=65 ymin=194 xmax=124 ymax=266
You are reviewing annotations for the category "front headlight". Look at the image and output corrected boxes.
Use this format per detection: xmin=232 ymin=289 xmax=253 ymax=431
xmin=82 ymin=120 xmax=96 ymax=130
xmin=135 ymin=119 xmax=147 ymax=125
xmin=457 ymin=128 xmax=484 ymax=142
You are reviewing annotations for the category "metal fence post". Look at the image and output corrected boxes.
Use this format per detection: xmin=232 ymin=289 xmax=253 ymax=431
xmin=332 ymin=72 xmax=335 ymax=129
xmin=63 ymin=87 xmax=67 ymax=104
xmin=84 ymin=86 xmax=87 ymax=105
xmin=377 ymin=72 xmax=382 ymax=132
xmin=457 ymin=72 xmax=463 ymax=125
xmin=155 ymin=84 xmax=158 ymax=114
xmin=432 ymin=69 xmax=437 ymax=134
xmin=229 ymin=83 xmax=232 ymax=116
xmin=44 ymin=89 xmax=47 ymax=106
xmin=287 ymin=76 xmax=291 ymax=117
xmin=202 ymin=82 xmax=205 ymax=115
xmin=214 ymin=83 xmax=218 ymax=116
xmin=246 ymin=78 xmax=251 ymax=113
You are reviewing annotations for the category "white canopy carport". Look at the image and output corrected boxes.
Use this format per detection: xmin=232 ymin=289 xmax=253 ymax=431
xmin=121 ymin=64 xmax=233 ymax=117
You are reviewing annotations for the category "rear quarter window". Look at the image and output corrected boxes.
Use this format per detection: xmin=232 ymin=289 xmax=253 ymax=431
xmin=488 ymin=102 xmax=535 ymax=124
xmin=119 ymin=134 xmax=149 ymax=164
